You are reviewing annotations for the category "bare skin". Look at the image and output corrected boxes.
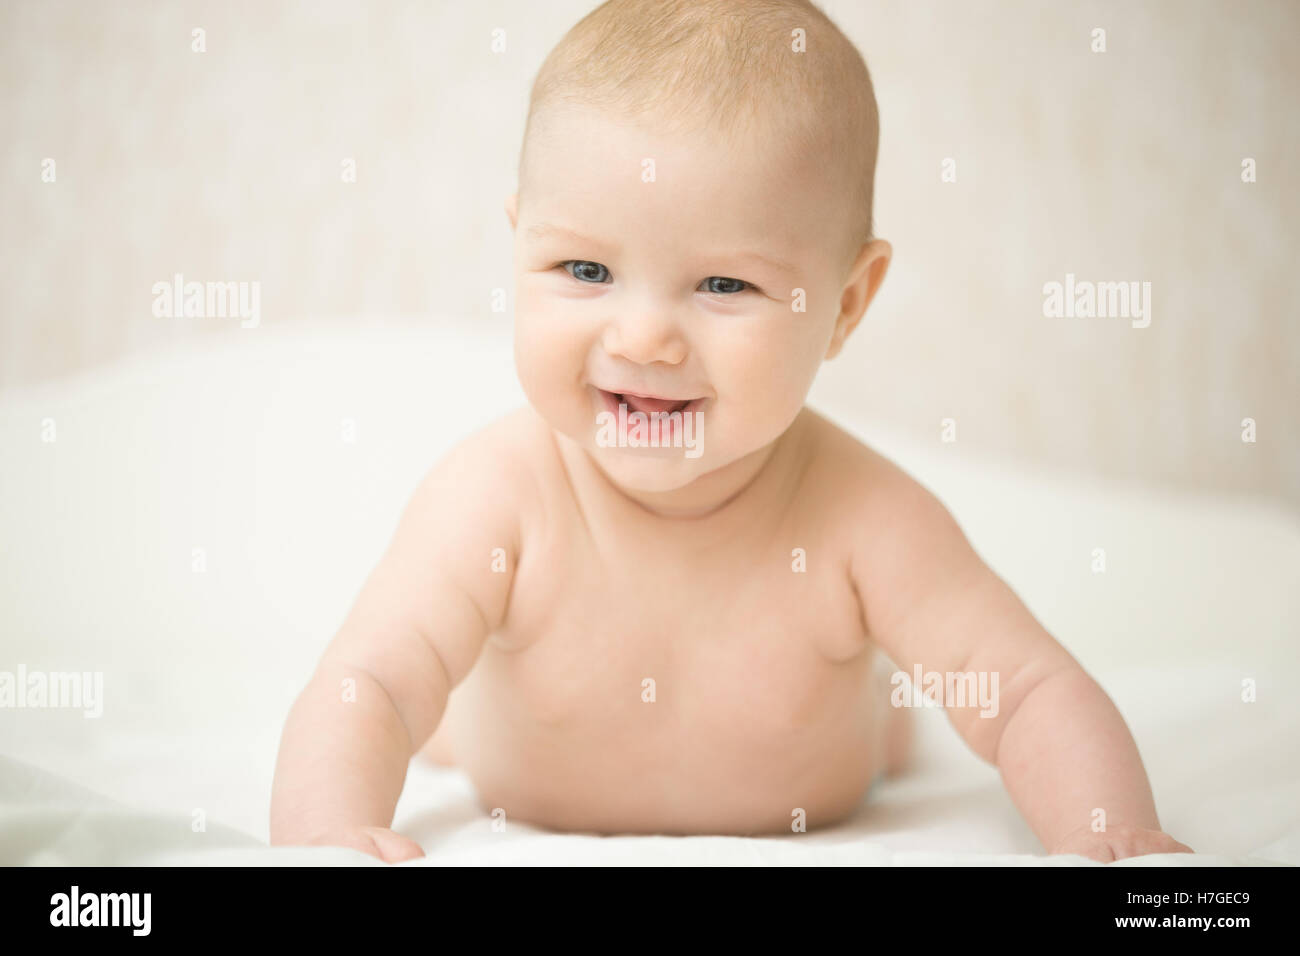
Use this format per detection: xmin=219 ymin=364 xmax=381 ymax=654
xmin=270 ymin=104 xmax=1191 ymax=864
xmin=424 ymin=405 xmax=900 ymax=835
xmin=270 ymin=406 xmax=1188 ymax=862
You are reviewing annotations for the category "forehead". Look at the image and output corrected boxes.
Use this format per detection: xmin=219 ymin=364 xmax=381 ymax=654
xmin=521 ymin=105 xmax=841 ymax=257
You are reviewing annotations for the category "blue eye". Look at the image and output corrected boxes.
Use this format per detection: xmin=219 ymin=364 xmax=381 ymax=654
xmin=702 ymin=276 xmax=750 ymax=295
xmin=561 ymin=260 xmax=610 ymax=283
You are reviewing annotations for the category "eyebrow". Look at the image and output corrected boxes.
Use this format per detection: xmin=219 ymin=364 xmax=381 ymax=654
xmin=724 ymin=250 xmax=800 ymax=278
xmin=524 ymin=223 xmax=618 ymax=249
xmin=524 ymin=222 xmax=799 ymax=278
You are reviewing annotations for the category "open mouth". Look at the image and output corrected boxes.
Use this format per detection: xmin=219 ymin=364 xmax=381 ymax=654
xmin=597 ymin=388 xmax=703 ymax=417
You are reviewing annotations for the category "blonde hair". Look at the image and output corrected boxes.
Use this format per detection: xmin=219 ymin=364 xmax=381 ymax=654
xmin=518 ymin=0 xmax=880 ymax=268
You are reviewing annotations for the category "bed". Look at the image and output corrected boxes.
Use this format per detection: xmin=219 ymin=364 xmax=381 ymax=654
xmin=1 ymin=321 xmax=1296 ymax=866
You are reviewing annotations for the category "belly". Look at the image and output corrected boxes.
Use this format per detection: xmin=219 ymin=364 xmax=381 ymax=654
xmin=433 ymin=634 xmax=881 ymax=834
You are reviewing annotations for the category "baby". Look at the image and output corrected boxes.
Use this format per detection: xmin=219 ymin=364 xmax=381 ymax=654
xmin=270 ymin=0 xmax=1192 ymax=863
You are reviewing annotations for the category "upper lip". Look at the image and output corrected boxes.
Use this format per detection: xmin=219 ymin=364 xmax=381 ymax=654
xmin=597 ymin=385 xmax=701 ymax=402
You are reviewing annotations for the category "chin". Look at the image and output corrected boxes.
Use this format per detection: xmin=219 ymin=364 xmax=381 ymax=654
xmin=590 ymin=448 xmax=710 ymax=493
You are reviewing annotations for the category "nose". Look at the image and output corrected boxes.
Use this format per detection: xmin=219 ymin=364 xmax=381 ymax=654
xmin=600 ymin=304 xmax=688 ymax=367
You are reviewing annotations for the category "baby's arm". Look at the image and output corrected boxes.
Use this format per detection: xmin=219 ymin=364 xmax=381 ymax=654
xmin=270 ymin=427 xmax=521 ymax=861
xmin=852 ymin=466 xmax=1191 ymax=862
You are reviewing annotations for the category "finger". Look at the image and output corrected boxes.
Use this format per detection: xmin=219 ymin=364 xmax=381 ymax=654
xmin=333 ymin=830 xmax=386 ymax=861
xmin=360 ymin=826 xmax=426 ymax=863
xmin=1088 ymin=842 xmax=1117 ymax=864
xmin=1055 ymin=839 xmax=1114 ymax=863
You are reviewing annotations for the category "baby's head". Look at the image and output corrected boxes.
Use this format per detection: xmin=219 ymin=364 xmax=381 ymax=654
xmin=508 ymin=0 xmax=889 ymax=499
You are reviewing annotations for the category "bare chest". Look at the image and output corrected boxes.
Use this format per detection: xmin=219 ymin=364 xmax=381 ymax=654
xmin=441 ymin=527 xmax=879 ymax=831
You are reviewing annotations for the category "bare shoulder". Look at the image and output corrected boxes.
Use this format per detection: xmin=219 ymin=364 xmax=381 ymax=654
xmin=798 ymin=408 xmax=981 ymax=610
xmin=413 ymin=407 xmax=548 ymax=507
xmin=390 ymin=406 xmax=555 ymax=567
xmin=799 ymin=408 xmax=950 ymax=524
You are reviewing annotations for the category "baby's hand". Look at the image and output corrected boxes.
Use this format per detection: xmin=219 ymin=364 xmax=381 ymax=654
xmin=308 ymin=826 xmax=426 ymax=863
xmin=1051 ymin=824 xmax=1193 ymax=863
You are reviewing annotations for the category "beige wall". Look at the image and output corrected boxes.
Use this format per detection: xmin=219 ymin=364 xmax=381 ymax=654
xmin=2 ymin=0 xmax=1296 ymax=510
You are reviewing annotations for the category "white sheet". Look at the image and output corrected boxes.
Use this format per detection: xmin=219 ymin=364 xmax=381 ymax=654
xmin=1 ymin=322 xmax=1296 ymax=866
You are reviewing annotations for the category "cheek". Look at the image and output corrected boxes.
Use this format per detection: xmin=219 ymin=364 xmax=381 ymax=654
xmin=514 ymin=293 xmax=574 ymax=387
xmin=713 ymin=318 xmax=823 ymax=416
xmin=513 ymin=294 xmax=593 ymax=432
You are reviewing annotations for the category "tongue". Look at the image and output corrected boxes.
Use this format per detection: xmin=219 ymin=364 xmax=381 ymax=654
xmin=622 ymin=393 xmax=686 ymax=415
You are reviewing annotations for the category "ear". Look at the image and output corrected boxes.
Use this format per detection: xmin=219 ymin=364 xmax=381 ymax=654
xmin=825 ymin=239 xmax=891 ymax=360
xmin=505 ymin=192 xmax=519 ymax=231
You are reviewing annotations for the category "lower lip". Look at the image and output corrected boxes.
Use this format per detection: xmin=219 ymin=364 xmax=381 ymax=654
xmin=595 ymin=388 xmax=704 ymax=446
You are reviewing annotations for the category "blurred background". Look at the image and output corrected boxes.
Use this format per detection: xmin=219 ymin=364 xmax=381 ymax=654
xmin=1 ymin=0 xmax=1297 ymax=510
xmin=1 ymin=0 xmax=1297 ymax=865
